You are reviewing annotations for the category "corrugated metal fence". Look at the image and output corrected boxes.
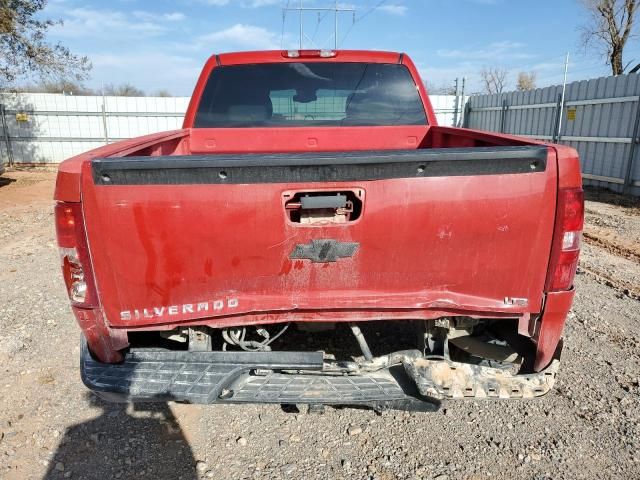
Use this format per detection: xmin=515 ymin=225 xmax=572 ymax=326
xmin=7 ymin=83 xmax=640 ymax=196
xmin=0 ymin=93 xmax=190 ymax=166
xmin=0 ymin=93 xmax=462 ymax=167
xmin=464 ymin=73 xmax=640 ymax=196
xmin=430 ymin=95 xmax=469 ymax=128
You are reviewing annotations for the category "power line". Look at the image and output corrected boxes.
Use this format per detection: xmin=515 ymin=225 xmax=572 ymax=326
xmin=340 ymin=0 xmax=388 ymax=47
xmin=311 ymin=10 xmax=332 ymax=44
xmin=533 ymin=60 xmax=609 ymax=84
xmin=357 ymin=0 xmax=389 ymax=23
xmin=462 ymin=54 xmax=610 ymax=88
xmin=281 ymin=0 xmax=291 ymax=49
xmin=470 ymin=53 xmax=600 ymax=78
xmin=337 ymin=17 xmax=357 ymax=48
xmin=493 ymin=53 xmax=568 ymax=76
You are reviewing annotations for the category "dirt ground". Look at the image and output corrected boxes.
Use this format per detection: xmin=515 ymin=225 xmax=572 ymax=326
xmin=0 ymin=169 xmax=639 ymax=480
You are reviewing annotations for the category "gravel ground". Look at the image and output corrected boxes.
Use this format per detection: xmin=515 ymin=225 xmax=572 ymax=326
xmin=0 ymin=170 xmax=639 ymax=480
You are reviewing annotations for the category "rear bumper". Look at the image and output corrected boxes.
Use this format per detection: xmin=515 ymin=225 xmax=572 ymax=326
xmin=81 ymin=337 xmax=561 ymax=411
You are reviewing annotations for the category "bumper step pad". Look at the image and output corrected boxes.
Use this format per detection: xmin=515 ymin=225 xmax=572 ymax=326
xmin=231 ymin=373 xmax=406 ymax=403
xmin=81 ymin=339 xmax=324 ymax=404
xmin=81 ymin=338 xmax=560 ymax=410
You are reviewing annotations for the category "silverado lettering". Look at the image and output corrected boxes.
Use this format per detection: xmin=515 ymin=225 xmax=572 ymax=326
xmin=55 ymin=49 xmax=583 ymax=411
xmin=120 ymin=297 xmax=239 ymax=321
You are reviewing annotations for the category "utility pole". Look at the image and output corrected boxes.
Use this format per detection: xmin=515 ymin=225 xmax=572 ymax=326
xmin=453 ymin=78 xmax=460 ymax=126
xmin=459 ymin=77 xmax=466 ymax=127
xmin=101 ymin=81 xmax=109 ymax=145
xmin=284 ymin=1 xmax=356 ymax=49
xmin=557 ymin=52 xmax=570 ymax=141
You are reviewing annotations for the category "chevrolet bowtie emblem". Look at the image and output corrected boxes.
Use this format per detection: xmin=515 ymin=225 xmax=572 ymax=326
xmin=290 ymin=239 xmax=359 ymax=263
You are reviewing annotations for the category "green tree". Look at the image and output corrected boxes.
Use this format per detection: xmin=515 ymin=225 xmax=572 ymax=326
xmin=0 ymin=1 xmax=91 ymax=87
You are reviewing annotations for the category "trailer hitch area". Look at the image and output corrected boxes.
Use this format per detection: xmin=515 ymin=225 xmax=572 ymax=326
xmin=365 ymin=349 xmax=561 ymax=401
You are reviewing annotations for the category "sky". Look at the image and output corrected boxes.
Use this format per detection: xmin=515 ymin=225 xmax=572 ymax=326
xmin=42 ymin=0 xmax=640 ymax=96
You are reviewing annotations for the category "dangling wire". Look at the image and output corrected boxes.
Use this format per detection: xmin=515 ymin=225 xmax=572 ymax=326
xmin=339 ymin=0 xmax=388 ymax=48
xmin=310 ymin=10 xmax=330 ymax=44
xmin=222 ymin=323 xmax=290 ymax=352
xmin=281 ymin=0 xmax=291 ymax=49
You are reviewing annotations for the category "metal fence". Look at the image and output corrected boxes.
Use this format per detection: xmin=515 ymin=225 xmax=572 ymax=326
xmin=0 ymin=93 xmax=190 ymax=166
xmin=464 ymin=73 xmax=640 ymax=196
xmin=0 ymin=93 xmax=463 ymax=167
xmin=430 ymin=94 xmax=469 ymax=128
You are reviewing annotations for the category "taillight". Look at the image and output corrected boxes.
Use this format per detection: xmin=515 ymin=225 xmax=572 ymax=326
xmin=546 ymin=188 xmax=584 ymax=292
xmin=55 ymin=203 xmax=98 ymax=307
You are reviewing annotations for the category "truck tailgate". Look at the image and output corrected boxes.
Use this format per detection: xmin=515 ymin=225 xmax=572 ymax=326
xmin=81 ymin=146 xmax=557 ymax=328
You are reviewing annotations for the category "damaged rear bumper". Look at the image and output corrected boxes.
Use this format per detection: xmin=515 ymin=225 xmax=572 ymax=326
xmin=403 ymin=351 xmax=560 ymax=400
xmin=81 ymin=337 xmax=561 ymax=411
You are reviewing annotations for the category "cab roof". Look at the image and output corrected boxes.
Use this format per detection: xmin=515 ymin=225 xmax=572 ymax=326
xmin=214 ymin=50 xmax=405 ymax=66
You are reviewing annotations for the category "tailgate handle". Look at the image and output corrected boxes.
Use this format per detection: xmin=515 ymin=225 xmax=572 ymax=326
xmin=283 ymin=190 xmax=363 ymax=224
xmin=300 ymin=194 xmax=347 ymax=210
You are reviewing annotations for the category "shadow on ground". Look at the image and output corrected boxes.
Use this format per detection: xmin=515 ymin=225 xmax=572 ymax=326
xmin=43 ymin=394 xmax=197 ymax=480
xmin=0 ymin=176 xmax=16 ymax=188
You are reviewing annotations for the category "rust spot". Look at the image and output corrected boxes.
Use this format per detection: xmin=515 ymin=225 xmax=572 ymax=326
xmin=204 ymin=258 xmax=213 ymax=276
xmin=294 ymin=260 xmax=304 ymax=270
xmin=231 ymin=256 xmax=241 ymax=268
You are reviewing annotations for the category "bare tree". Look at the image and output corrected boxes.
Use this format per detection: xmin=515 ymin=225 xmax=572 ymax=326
xmin=480 ymin=67 xmax=508 ymax=94
xmin=517 ymin=71 xmax=537 ymax=91
xmin=425 ymin=81 xmax=457 ymax=95
xmin=0 ymin=1 xmax=91 ymax=88
xmin=38 ymin=80 xmax=94 ymax=95
xmin=12 ymin=80 xmax=96 ymax=95
xmin=580 ymin=0 xmax=638 ymax=75
xmin=155 ymin=89 xmax=173 ymax=97
xmin=103 ymin=83 xmax=146 ymax=97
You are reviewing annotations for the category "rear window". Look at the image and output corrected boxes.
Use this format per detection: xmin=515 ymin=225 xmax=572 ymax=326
xmin=194 ymin=62 xmax=427 ymax=128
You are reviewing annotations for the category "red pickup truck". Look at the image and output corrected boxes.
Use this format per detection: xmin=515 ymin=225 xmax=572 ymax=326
xmin=55 ymin=50 xmax=582 ymax=411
